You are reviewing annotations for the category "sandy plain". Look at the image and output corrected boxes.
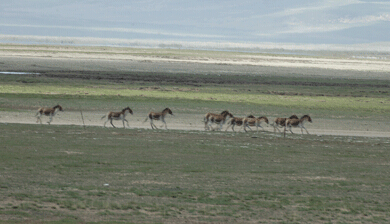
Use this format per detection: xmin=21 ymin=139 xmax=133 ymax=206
xmin=0 ymin=44 xmax=390 ymax=137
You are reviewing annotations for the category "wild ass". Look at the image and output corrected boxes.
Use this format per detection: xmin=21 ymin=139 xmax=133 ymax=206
xmin=272 ymin=115 xmax=299 ymax=133
xmin=101 ymin=107 xmax=133 ymax=128
xmin=144 ymin=108 xmax=174 ymax=129
xmin=285 ymin=115 xmax=313 ymax=134
xmin=35 ymin=104 xmax=63 ymax=124
xmin=204 ymin=110 xmax=233 ymax=131
xmin=243 ymin=116 xmax=269 ymax=132
xmin=225 ymin=115 xmax=255 ymax=132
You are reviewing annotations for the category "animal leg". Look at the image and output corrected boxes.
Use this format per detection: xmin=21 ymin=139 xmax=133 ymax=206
xmin=210 ymin=123 xmax=219 ymax=131
xmin=225 ymin=124 xmax=232 ymax=131
xmin=244 ymin=124 xmax=252 ymax=132
xmin=212 ymin=122 xmax=221 ymax=131
xmin=36 ymin=114 xmax=42 ymax=124
xmin=257 ymin=124 xmax=265 ymax=132
xmin=150 ymin=120 xmax=157 ymax=129
xmin=47 ymin=115 xmax=53 ymax=125
xmin=206 ymin=122 xmax=212 ymax=131
xmin=124 ymin=119 xmax=130 ymax=128
xmin=204 ymin=122 xmax=209 ymax=131
xmin=34 ymin=111 xmax=42 ymax=123
xmin=243 ymin=123 xmax=249 ymax=132
xmin=159 ymin=118 xmax=167 ymax=129
xmin=217 ymin=123 xmax=223 ymax=131
xmin=237 ymin=125 xmax=245 ymax=132
xmin=205 ymin=121 xmax=213 ymax=131
xmin=110 ymin=119 xmax=116 ymax=128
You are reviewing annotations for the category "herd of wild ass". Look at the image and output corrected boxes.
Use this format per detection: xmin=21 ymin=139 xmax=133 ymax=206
xmin=34 ymin=105 xmax=313 ymax=134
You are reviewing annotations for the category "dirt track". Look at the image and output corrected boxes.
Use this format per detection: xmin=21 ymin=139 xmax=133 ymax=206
xmin=1 ymin=45 xmax=390 ymax=137
xmin=1 ymin=110 xmax=390 ymax=138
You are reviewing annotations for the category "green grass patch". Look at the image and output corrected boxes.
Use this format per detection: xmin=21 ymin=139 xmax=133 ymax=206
xmin=1 ymin=83 xmax=389 ymax=115
xmin=1 ymin=123 xmax=390 ymax=223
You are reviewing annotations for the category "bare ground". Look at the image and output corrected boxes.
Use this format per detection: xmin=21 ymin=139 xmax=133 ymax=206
xmin=1 ymin=110 xmax=389 ymax=138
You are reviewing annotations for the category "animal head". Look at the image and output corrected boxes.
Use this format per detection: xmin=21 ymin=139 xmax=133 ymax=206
xmin=289 ymin=114 xmax=299 ymax=119
xmin=163 ymin=108 xmax=174 ymax=115
xmin=54 ymin=105 xmax=63 ymax=111
xmin=301 ymin=115 xmax=312 ymax=122
xmin=258 ymin=116 xmax=269 ymax=124
xmin=123 ymin=107 xmax=133 ymax=114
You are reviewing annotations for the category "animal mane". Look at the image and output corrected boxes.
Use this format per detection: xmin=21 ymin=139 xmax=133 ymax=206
xmin=163 ymin=108 xmax=173 ymax=114
xmin=258 ymin=116 xmax=269 ymax=123
xmin=301 ymin=114 xmax=310 ymax=119
xmin=53 ymin=105 xmax=63 ymax=110
xmin=122 ymin=107 xmax=130 ymax=112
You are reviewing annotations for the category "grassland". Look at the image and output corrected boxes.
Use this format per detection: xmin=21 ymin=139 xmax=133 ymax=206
xmin=1 ymin=70 xmax=390 ymax=117
xmin=1 ymin=123 xmax=390 ymax=223
xmin=1 ymin=45 xmax=390 ymax=223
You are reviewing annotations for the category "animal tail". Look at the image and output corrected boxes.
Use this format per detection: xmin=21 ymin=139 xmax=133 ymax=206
xmin=143 ymin=117 xmax=149 ymax=123
xmin=101 ymin=115 xmax=106 ymax=120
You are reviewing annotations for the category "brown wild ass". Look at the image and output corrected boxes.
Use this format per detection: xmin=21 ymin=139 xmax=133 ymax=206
xmin=243 ymin=116 xmax=269 ymax=132
xmin=204 ymin=110 xmax=233 ymax=131
xmin=101 ymin=107 xmax=133 ymax=128
xmin=284 ymin=115 xmax=312 ymax=134
xmin=35 ymin=104 xmax=63 ymax=124
xmin=272 ymin=115 xmax=299 ymax=132
xmin=144 ymin=108 xmax=174 ymax=129
xmin=225 ymin=115 xmax=255 ymax=132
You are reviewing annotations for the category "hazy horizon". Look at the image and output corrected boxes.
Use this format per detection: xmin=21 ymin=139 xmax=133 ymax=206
xmin=1 ymin=1 xmax=390 ymax=52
